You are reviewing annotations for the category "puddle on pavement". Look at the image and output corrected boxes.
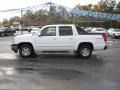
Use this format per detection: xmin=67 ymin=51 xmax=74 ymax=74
xmin=16 ymin=68 xmax=85 ymax=80
xmin=0 ymin=67 xmax=84 ymax=80
xmin=39 ymin=68 xmax=84 ymax=80
xmin=0 ymin=52 xmax=105 ymax=81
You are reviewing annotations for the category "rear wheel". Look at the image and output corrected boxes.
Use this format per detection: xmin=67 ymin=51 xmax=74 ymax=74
xmin=111 ymin=34 xmax=115 ymax=39
xmin=77 ymin=45 xmax=92 ymax=58
xmin=1 ymin=33 xmax=4 ymax=37
xmin=19 ymin=44 xmax=33 ymax=58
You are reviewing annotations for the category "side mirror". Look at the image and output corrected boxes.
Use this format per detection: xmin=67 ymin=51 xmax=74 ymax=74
xmin=38 ymin=33 xmax=42 ymax=36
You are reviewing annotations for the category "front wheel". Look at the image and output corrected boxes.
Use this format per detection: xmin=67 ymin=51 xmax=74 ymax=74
xmin=77 ymin=46 xmax=92 ymax=58
xmin=19 ymin=44 xmax=33 ymax=58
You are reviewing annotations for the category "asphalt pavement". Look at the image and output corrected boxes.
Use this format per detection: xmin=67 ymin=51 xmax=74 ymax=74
xmin=0 ymin=31 xmax=120 ymax=90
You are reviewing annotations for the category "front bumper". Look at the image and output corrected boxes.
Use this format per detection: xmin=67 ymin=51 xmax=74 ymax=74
xmin=11 ymin=44 xmax=18 ymax=53
xmin=114 ymin=33 xmax=120 ymax=37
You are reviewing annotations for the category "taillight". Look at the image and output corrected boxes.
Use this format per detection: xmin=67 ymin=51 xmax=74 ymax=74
xmin=102 ymin=33 xmax=107 ymax=42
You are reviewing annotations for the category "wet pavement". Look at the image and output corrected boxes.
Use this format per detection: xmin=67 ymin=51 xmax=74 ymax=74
xmin=0 ymin=33 xmax=120 ymax=90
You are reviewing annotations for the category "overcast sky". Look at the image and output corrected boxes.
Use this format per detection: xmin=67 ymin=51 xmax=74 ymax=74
xmin=0 ymin=0 xmax=102 ymax=10
xmin=0 ymin=0 xmax=119 ymax=21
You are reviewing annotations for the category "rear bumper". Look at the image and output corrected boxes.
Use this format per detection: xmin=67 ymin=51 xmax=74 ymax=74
xmin=11 ymin=44 xmax=18 ymax=53
xmin=94 ymin=43 xmax=107 ymax=50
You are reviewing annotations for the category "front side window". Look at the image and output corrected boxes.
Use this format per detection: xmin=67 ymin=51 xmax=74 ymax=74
xmin=59 ymin=26 xmax=73 ymax=36
xmin=41 ymin=27 xmax=56 ymax=36
xmin=96 ymin=29 xmax=103 ymax=31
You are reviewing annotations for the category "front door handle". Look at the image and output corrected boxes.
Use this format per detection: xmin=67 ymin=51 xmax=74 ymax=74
xmin=69 ymin=38 xmax=73 ymax=40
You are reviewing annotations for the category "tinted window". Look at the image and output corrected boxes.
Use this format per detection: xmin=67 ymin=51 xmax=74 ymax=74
xmin=96 ymin=29 xmax=104 ymax=31
xmin=59 ymin=26 xmax=73 ymax=36
xmin=76 ymin=26 xmax=87 ymax=34
xmin=41 ymin=27 xmax=56 ymax=36
xmin=114 ymin=29 xmax=120 ymax=32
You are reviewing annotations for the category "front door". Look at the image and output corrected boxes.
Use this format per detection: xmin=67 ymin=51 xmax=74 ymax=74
xmin=35 ymin=26 xmax=57 ymax=51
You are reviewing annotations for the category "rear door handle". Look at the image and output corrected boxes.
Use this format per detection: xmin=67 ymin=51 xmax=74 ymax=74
xmin=53 ymin=38 xmax=57 ymax=40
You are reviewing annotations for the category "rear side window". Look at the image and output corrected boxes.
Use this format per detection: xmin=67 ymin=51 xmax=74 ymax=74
xmin=59 ymin=26 xmax=73 ymax=36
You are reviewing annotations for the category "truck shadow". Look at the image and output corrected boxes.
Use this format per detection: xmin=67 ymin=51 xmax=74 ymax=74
xmin=17 ymin=53 xmax=105 ymax=66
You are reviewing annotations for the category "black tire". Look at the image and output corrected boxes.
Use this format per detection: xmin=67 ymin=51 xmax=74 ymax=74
xmin=111 ymin=34 xmax=115 ymax=39
xmin=19 ymin=44 xmax=33 ymax=58
xmin=77 ymin=45 xmax=92 ymax=58
xmin=1 ymin=33 xmax=4 ymax=37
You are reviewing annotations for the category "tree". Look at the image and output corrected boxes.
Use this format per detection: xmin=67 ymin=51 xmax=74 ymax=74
xmin=34 ymin=10 xmax=47 ymax=21
xmin=75 ymin=4 xmax=93 ymax=11
xmin=10 ymin=16 xmax=20 ymax=22
xmin=22 ymin=10 xmax=35 ymax=26
xmin=92 ymin=0 xmax=109 ymax=12
xmin=2 ymin=19 xmax=12 ymax=27
xmin=104 ymin=0 xmax=116 ymax=13
xmin=116 ymin=1 xmax=120 ymax=14
xmin=116 ymin=1 xmax=120 ymax=9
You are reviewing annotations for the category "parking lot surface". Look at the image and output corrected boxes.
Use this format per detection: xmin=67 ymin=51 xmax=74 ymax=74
xmin=0 ymin=31 xmax=120 ymax=90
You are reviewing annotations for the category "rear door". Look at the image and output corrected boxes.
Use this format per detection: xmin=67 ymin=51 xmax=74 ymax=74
xmin=57 ymin=26 xmax=75 ymax=51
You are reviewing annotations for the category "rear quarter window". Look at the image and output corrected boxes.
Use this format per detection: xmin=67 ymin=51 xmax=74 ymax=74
xmin=76 ymin=26 xmax=87 ymax=34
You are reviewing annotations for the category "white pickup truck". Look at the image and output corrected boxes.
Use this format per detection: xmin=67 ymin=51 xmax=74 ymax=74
xmin=11 ymin=24 xmax=107 ymax=58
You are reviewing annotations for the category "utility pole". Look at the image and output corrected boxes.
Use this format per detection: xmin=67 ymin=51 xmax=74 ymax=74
xmin=21 ymin=9 xmax=23 ymax=35
xmin=117 ymin=20 xmax=118 ymax=28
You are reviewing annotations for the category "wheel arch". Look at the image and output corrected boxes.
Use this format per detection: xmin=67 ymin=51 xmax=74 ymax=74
xmin=77 ymin=42 xmax=94 ymax=51
xmin=18 ymin=42 xmax=34 ymax=51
